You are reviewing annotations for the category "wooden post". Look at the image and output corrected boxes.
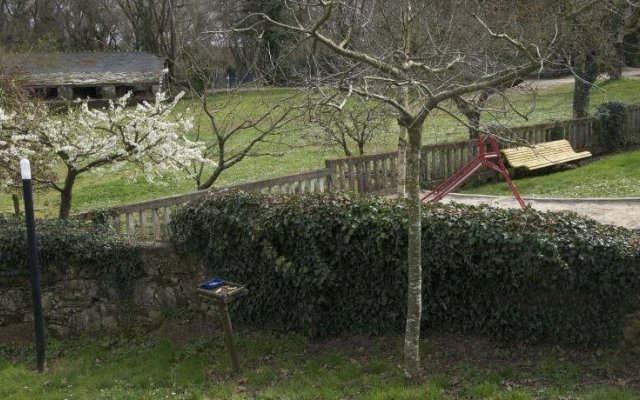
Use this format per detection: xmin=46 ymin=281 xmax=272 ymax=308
xmin=218 ymin=303 xmax=241 ymax=374
xmin=198 ymin=283 xmax=247 ymax=375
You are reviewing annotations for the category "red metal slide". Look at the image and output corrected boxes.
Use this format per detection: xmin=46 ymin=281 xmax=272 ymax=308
xmin=421 ymin=133 xmax=527 ymax=209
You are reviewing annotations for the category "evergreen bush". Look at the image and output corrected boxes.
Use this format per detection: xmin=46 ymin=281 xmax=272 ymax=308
xmin=595 ymin=101 xmax=629 ymax=152
xmin=170 ymin=191 xmax=640 ymax=345
xmin=0 ymin=218 xmax=141 ymax=284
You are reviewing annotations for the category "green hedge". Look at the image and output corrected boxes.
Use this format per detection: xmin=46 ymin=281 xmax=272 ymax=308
xmin=0 ymin=218 xmax=140 ymax=284
xmin=595 ymin=101 xmax=629 ymax=152
xmin=170 ymin=191 xmax=640 ymax=345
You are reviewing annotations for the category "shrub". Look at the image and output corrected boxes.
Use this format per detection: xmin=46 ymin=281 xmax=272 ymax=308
xmin=548 ymin=124 xmax=565 ymax=141
xmin=0 ymin=218 xmax=141 ymax=284
xmin=170 ymin=191 xmax=640 ymax=345
xmin=595 ymin=101 xmax=628 ymax=152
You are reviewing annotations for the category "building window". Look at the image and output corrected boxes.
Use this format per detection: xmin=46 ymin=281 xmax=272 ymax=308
xmin=33 ymin=87 xmax=58 ymax=100
xmin=72 ymin=86 xmax=99 ymax=99
xmin=116 ymin=86 xmax=135 ymax=97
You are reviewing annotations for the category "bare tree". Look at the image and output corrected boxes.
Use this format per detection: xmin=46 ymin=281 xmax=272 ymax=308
xmin=180 ymin=51 xmax=304 ymax=190
xmin=228 ymin=0 xmax=600 ymax=380
xmin=557 ymin=0 xmax=638 ymax=118
xmin=310 ymin=98 xmax=390 ymax=156
xmin=185 ymin=90 xmax=303 ymax=190
xmin=55 ymin=0 xmax=123 ymax=51
xmin=0 ymin=0 xmax=65 ymax=50
xmin=453 ymin=77 xmax=525 ymax=139
xmin=604 ymin=0 xmax=640 ymax=80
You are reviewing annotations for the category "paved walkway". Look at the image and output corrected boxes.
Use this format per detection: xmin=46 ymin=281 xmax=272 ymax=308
xmin=439 ymin=193 xmax=640 ymax=230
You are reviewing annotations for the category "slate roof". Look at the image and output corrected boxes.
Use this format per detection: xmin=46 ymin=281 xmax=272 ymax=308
xmin=10 ymin=51 xmax=166 ymax=87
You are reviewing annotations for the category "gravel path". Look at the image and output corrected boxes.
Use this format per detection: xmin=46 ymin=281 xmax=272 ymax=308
xmin=439 ymin=193 xmax=640 ymax=230
xmin=426 ymin=71 xmax=640 ymax=229
xmin=523 ymin=68 xmax=640 ymax=88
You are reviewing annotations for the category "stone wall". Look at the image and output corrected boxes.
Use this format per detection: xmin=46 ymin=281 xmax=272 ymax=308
xmin=0 ymin=244 xmax=212 ymax=337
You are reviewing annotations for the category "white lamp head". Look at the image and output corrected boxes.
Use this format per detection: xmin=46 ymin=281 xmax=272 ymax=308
xmin=20 ymin=159 xmax=31 ymax=180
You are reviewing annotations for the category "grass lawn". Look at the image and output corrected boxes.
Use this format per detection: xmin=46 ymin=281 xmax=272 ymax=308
xmin=2 ymin=78 xmax=640 ymax=217
xmin=1 ymin=320 xmax=639 ymax=399
xmin=461 ymin=148 xmax=640 ymax=198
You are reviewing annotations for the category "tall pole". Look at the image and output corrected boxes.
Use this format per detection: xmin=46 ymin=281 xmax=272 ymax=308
xmin=21 ymin=159 xmax=46 ymax=373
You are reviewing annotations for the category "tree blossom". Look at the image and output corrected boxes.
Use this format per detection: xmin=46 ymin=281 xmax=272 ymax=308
xmin=0 ymin=92 xmax=208 ymax=219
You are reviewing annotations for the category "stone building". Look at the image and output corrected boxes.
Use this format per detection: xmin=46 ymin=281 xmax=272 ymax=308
xmin=11 ymin=51 xmax=166 ymax=101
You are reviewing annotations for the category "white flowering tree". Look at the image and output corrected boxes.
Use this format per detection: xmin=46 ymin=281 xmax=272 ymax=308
xmin=0 ymin=92 xmax=206 ymax=219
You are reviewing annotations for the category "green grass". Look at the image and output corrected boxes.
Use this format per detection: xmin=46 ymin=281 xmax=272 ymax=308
xmin=461 ymin=149 xmax=640 ymax=198
xmin=1 ymin=327 xmax=638 ymax=400
xmin=2 ymin=78 xmax=640 ymax=216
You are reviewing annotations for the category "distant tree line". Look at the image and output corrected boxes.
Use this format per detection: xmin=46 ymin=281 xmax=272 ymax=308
xmin=0 ymin=0 xmax=316 ymax=88
xmin=1 ymin=1 xmax=639 ymax=104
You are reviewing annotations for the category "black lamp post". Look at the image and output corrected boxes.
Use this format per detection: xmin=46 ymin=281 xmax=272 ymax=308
xmin=21 ymin=159 xmax=46 ymax=372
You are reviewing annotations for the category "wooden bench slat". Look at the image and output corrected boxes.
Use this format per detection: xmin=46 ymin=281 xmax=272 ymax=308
xmin=507 ymin=150 xmax=590 ymax=163
xmin=501 ymin=140 xmax=591 ymax=170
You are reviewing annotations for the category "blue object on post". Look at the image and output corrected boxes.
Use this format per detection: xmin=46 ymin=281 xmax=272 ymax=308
xmin=201 ymin=277 xmax=224 ymax=290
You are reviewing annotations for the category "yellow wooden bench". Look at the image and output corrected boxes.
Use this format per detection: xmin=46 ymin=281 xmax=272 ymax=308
xmin=501 ymin=140 xmax=592 ymax=170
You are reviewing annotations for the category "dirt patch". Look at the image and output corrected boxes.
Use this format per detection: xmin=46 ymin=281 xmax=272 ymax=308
xmin=420 ymin=332 xmax=640 ymax=389
xmin=147 ymin=317 xmax=221 ymax=345
xmin=308 ymin=331 xmax=640 ymax=391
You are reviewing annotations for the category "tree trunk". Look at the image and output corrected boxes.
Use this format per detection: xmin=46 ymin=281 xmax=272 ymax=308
xmin=467 ymin=110 xmax=481 ymax=139
xmin=608 ymin=41 xmax=624 ymax=81
xmin=607 ymin=5 xmax=627 ymax=81
xmin=397 ymin=126 xmax=408 ymax=196
xmin=454 ymin=97 xmax=481 ymax=139
xmin=197 ymin=164 xmax=224 ymax=190
xmin=397 ymin=87 xmax=409 ymax=197
xmin=573 ymin=53 xmax=599 ymax=119
xmin=58 ymin=169 xmax=78 ymax=220
xmin=12 ymin=193 xmax=20 ymax=217
xmin=167 ymin=0 xmax=177 ymax=85
xmin=341 ymin=139 xmax=353 ymax=157
xmin=404 ymin=120 xmax=423 ymax=381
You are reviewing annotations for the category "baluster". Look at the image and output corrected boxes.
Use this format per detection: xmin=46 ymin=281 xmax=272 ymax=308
xmin=437 ymin=148 xmax=445 ymax=182
xmin=424 ymin=149 xmax=432 ymax=184
xmin=163 ymin=207 xmax=171 ymax=235
xmin=390 ymin=156 xmax=398 ymax=190
xmin=381 ymin=158 xmax=389 ymax=190
xmin=152 ymin=209 xmax=160 ymax=241
xmin=140 ymin=210 xmax=147 ymax=239
xmin=371 ymin=160 xmax=377 ymax=191
xmin=126 ymin=212 xmax=134 ymax=235
xmin=346 ymin=162 xmax=353 ymax=191
xmin=387 ymin=157 xmax=394 ymax=190
xmin=340 ymin=162 xmax=348 ymax=191
xmin=362 ymin=161 xmax=370 ymax=193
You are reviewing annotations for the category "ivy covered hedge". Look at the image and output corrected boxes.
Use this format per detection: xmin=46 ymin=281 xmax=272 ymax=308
xmin=170 ymin=191 xmax=640 ymax=345
xmin=595 ymin=101 xmax=629 ymax=152
xmin=0 ymin=218 xmax=140 ymax=284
